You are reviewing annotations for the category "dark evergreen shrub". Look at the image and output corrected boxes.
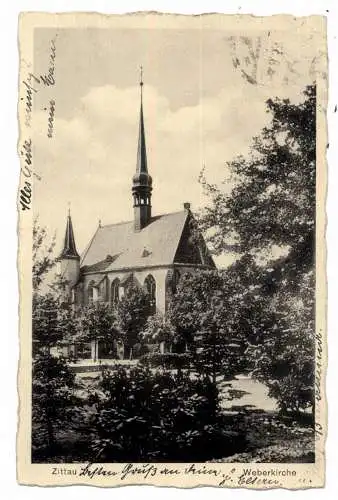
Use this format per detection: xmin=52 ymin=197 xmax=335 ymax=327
xmin=91 ymin=366 xmax=241 ymax=462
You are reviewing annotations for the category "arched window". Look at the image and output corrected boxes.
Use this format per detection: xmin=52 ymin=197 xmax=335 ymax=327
xmin=111 ymin=278 xmax=120 ymax=306
xmin=87 ymin=281 xmax=95 ymax=304
xmin=144 ymin=274 xmax=156 ymax=314
xmin=100 ymin=276 xmax=109 ymax=302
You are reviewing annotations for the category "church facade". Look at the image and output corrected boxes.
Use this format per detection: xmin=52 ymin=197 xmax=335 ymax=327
xmin=58 ymin=78 xmax=215 ymax=327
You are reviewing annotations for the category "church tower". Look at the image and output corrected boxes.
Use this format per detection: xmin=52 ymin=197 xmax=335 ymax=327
xmin=59 ymin=209 xmax=80 ymax=289
xmin=132 ymin=68 xmax=152 ymax=231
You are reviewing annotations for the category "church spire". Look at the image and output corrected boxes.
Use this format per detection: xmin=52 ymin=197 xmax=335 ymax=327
xmin=136 ymin=65 xmax=148 ymax=175
xmin=132 ymin=67 xmax=153 ymax=231
xmin=60 ymin=209 xmax=80 ymax=259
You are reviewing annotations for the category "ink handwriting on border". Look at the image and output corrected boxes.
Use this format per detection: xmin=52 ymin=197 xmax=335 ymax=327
xmin=20 ymin=36 xmax=57 ymax=211
xmin=45 ymin=99 xmax=55 ymax=139
xmin=40 ymin=36 xmax=57 ymax=87
xmin=19 ymin=139 xmax=32 ymax=211
xmin=21 ymin=36 xmax=57 ymax=130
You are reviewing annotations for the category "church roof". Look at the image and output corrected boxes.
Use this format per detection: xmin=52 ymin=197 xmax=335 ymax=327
xmin=60 ymin=213 xmax=80 ymax=259
xmin=80 ymin=210 xmax=189 ymax=272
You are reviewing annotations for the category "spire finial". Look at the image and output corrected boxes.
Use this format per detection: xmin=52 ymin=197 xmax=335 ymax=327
xmin=140 ymin=65 xmax=143 ymax=87
xmin=67 ymin=201 xmax=71 ymax=217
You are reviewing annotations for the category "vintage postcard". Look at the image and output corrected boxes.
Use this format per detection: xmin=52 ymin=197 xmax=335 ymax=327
xmin=17 ymin=12 xmax=327 ymax=488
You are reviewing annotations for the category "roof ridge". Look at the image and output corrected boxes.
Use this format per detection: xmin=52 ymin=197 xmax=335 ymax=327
xmin=100 ymin=209 xmax=186 ymax=229
xmin=101 ymin=219 xmax=133 ymax=228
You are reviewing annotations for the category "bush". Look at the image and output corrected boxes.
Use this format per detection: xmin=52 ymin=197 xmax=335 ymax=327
xmin=139 ymin=352 xmax=191 ymax=370
xmin=90 ymin=366 xmax=240 ymax=462
xmin=192 ymin=340 xmax=244 ymax=381
xmin=131 ymin=342 xmax=153 ymax=358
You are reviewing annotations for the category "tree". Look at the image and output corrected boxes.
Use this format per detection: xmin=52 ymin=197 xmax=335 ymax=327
xmin=200 ymin=85 xmax=315 ymax=284
xmin=56 ymin=299 xmax=79 ymax=356
xmin=169 ymin=270 xmax=247 ymax=382
xmin=199 ymin=85 xmax=316 ymax=412
xmin=115 ymin=283 xmax=151 ymax=358
xmin=32 ymin=219 xmax=65 ymax=355
xmin=248 ymin=271 xmax=315 ymax=415
xmin=32 ymin=353 xmax=78 ymax=457
xmin=32 ymin=273 xmax=80 ymax=356
xmin=33 ymin=217 xmax=56 ymax=292
xmin=140 ymin=313 xmax=175 ymax=349
xmin=32 ymin=293 xmax=62 ymax=354
xmin=77 ymin=301 xmax=119 ymax=361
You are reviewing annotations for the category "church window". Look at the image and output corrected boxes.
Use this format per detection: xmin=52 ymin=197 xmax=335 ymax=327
xmin=100 ymin=276 xmax=109 ymax=302
xmin=144 ymin=274 xmax=156 ymax=314
xmin=111 ymin=278 xmax=120 ymax=306
xmin=87 ymin=281 xmax=95 ymax=304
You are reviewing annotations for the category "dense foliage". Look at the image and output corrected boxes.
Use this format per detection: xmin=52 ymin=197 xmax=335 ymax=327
xmin=168 ymin=266 xmax=265 ymax=381
xmin=139 ymin=352 xmax=191 ymax=371
xmin=32 ymin=354 xmax=79 ymax=455
xmin=77 ymin=302 xmax=119 ymax=361
xmin=248 ymin=272 xmax=315 ymax=413
xmin=90 ymin=366 xmax=240 ymax=462
xmin=140 ymin=312 xmax=175 ymax=345
xmin=115 ymin=283 xmax=151 ymax=356
xmin=32 ymin=293 xmax=61 ymax=352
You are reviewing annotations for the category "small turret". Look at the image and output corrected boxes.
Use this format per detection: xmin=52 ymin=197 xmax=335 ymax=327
xmin=58 ymin=209 xmax=80 ymax=290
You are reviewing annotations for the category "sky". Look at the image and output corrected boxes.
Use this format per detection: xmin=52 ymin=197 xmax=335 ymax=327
xmin=31 ymin=20 xmax=325 ymax=267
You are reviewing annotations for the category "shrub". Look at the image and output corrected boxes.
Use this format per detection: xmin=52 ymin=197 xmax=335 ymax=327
xmin=131 ymin=342 xmax=152 ymax=358
xmin=90 ymin=366 xmax=239 ymax=462
xmin=139 ymin=352 xmax=191 ymax=370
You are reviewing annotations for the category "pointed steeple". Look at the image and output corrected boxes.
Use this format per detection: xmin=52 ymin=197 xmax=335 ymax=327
xmin=132 ymin=67 xmax=153 ymax=231
xmin=136 ymin=65 xmax=148 ymax=175
xmin=60 ymin=208 xmax=80 ymax=259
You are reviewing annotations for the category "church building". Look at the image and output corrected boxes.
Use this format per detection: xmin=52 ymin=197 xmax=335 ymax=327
xmin=58 ymin=76 xmax=216 ymax=321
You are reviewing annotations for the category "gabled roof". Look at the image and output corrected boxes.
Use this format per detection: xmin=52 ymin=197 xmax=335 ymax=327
xmin=81 ymin=210 xmax=190 ymax=272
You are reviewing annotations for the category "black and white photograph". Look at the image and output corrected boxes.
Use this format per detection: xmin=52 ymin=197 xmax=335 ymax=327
xmin=17 ymin=12 xmax=327 ymax=488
